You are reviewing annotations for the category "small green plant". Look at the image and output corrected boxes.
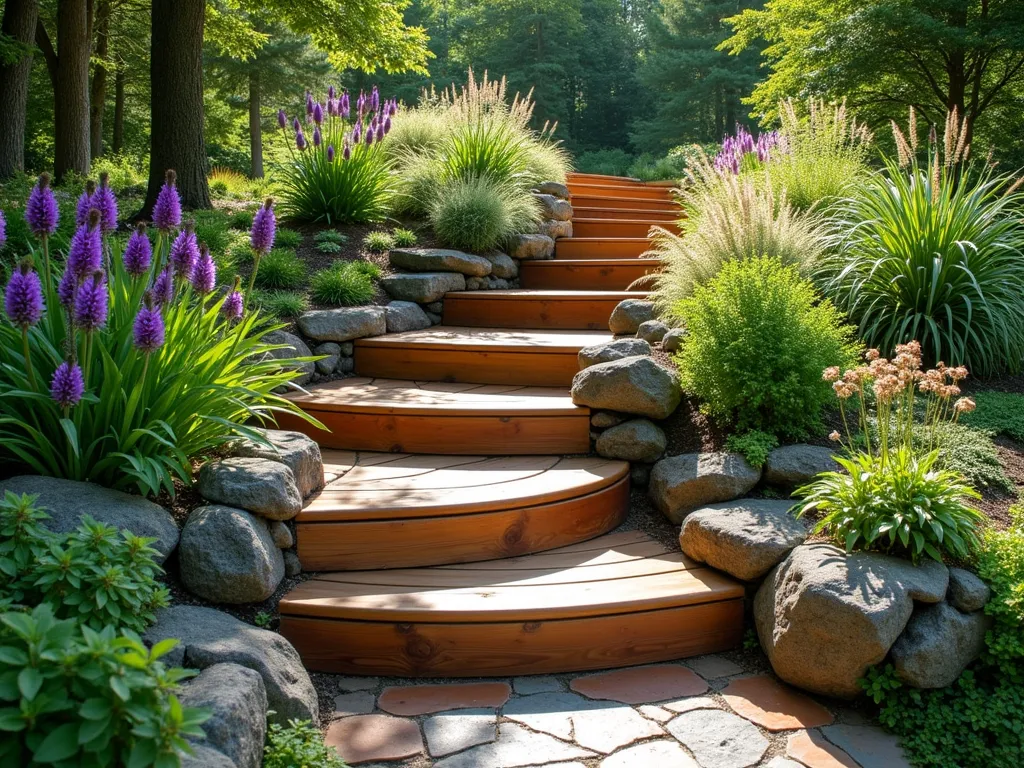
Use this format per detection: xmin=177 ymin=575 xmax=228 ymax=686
xmin=251 ymin=290 xmax=310 ymax=320
xmin=725 ymin=431 xmax=779 ymax=469
xmin=191 ymin=209 xmax=235 ymax=253
xmin=0 ymin=604 xmax=208 ymax=768
xmin=275 ymin=228 xmax=303 ymax=249
xmin=674 ymin=256 xmax=859 ymax=439
xmin=925 ymin=422 xmax=1013 ymax=493
xmin=230 ymin=209 xmax=255 ymax=230
xmin=264 ymin=719 xmax=347 ymax=768
xmin=253 ymin=248 xmax=306 ymax=290
xmin=430 ymin=176 xmax=539 ymax=253
xmin=364 ymin=231 xmax=396 ymax=253
xmin=254 ymin=611 xmax=273 ymax=628
xmin=961 ymin=392 xmax=1024 ymax=443
xmin=310 ymin=261 xmax=378 ymax=306
xmin=317 ymin=241 xmax=343 ymax=254
xmin=314 ymin=230 xmax=348 ymax=245
xmin=392 ymin=227 xmax=417 ymax=247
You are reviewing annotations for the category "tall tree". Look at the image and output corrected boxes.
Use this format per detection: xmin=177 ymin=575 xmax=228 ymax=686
xmin=0 ymin=0 xmax=39 ymax=178
xmin=89 ymin=0 xmax=111 ymax=159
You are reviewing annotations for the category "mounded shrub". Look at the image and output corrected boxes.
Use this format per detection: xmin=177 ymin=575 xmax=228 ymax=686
xmin=310 ymin=261 xmax=379 ymax=306
xmin=430 ymin=176 xmax=539 ymax=253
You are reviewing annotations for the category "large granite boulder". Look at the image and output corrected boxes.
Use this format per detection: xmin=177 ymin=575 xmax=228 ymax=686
xmin=178 ymin=506 xmax=284 ymax=604
xmin=538 ymin=219 xmax=573 ymax=240
xmin=754 ymin=544 xmax=949 ymax=698
xmin=679 ymin=499 xmax=808 ymax=581
xmin=179 ymin=663 xmax=267 ymax=768
xmin=571 ymin=356 xmax=681 ymax=420
xmin=313 ymin=343 xmax=340 ymax=375
xmin=385 ymin=300 xmax=432 ymax=333
xmin=947 ymin=567 xmax=991 ymax=613
xmin=764 ymin=445 xmax=840 ymax=489
xmin=595 ymin=419 xmax=666 ymax=463
xmin=198 ymin=458 xmax=303 ymax=521
xmin=578 ymin=338 xmax=651 ymax=369
xmin=181 ymin=744 xmax=235 ymax=768
xmin=145 ymin=605 xmax=318 ymax=724
xmin=389 ymin=248 xmax=493 ymax=276
xmin=890 ymin=602 xmax=990 ymax=688
xmin=534 ymin=181 xmax=570 ymax=199
xmin=482 ymin=251 xmax=518 ymax=279
xmin=533 ymin=193 xmax=573 ymax=221
xmin=636 ymin=319 xmax=669 ymax=344
xmin=297 ymin=307 xmax=386 ymax=343
xmin=608 ymin=299 xmax=656 ymax=334
xmin=648 ymin=453 xmax=761 ymax=525
xmin=229 ymin=428 xmax=323 ymax=499
xmin=382 ymin=272 xmax=466 ymax=303
xmin=662 ymin=327 xmax=684 ymax=353
xmin=262 ymin=330 xmax=314 ymax=386
xmin=508 ymin=233 xmax=555 ymax=260
xmin=0 ymin=476 xmax=178 ymax=563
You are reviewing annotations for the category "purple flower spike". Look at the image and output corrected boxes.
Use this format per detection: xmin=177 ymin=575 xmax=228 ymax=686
xmin=341 ymin=92 xmax=350 ymax=118
xmin=57 ymin=271 xmax=76 ymax=308
xmin=67 ymin=211 xmax=103 ymax=279
xmin=51 ymin=361 xmax=84 ymax=409
xmin=123 ymin=222 xmax=153 ymax=276
xmin=277 ymin=109 xmax=287 ymax=129
xmin=292 ymin=116 xmax=301 ymax=133
xmin=296 ymin=129 xmax=307 ymax=151
xmin=343 ymin=143 xmax=351 ymax=161
xmin=95 ymin=173 xmax=118 ymax=233
xmin=328 ymin=85 xmax=336 ymax=100
xmin=384 ymin=117 xmax=392 ymax=135
xmin=352 ymin=123 xmax=361 ymax=144
xmin=250 ymin=199 xmax=276 ymax=255
xmin=73 ymin=272 xmax=108 ymax=332
xmin=152 ymin=170 xmax=182 ymax=231
xmin=365 ymin=128 xmax=374 ymax=146
xmin=327 ymin=145 xmax=335 ymax=163
xmin=170 ymin=222 xmax=199 ymax=279
xmin=0 ymin=209 xmax=7 ymax=251
xmin=152 ymin=267 xmax=174 ymax=306
xmin=133 ymin=295 xmax=165 ymax=353
xmin=313 ymin=126 xmax=322 ymax=148
xmin=26 ymin=173 xmax=59 ymax=237
xmin=306 ymin=91 xmax=314 ymax=116
xmin=222 ymin=287 xmax=244 ymax=321
xmin=76 ymin=180 xmax=97 ymax=226
xmin=313 ymin=102 xmax=324 ymax=125
xmin=5 ymin=261 xmax=44 ymax=327
xmin=389 ymin=100 xmax=397 ymax=117
xmin=375 ymin=124 xmax=384 ymax=142
xmin=371 ymin=85 xmax=380 ymax=113
xmin=191 ymin=246 xmax=216 ymax=295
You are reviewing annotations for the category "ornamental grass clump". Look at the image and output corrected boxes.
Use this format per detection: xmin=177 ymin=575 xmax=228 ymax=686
xmin=430 ymin=176 xmax=540 ymax=253
xmin=796 ymin=341 xmax=984 ymax=563
xmin=0 ymin=174 xmax=312 ymax=497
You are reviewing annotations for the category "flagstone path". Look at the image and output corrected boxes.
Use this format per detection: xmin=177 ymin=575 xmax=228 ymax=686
xmin=318 ymin=652 xmax=912 ymax=768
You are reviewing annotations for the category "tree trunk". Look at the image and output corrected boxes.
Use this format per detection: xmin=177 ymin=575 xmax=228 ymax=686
xmin=112 ymin=68 xmax=125 ymax=153
xmin=89 ymin=0 xmax=111 ymax=160
xmin=0 ymin=0 xmax=39 ymax=178
xmin=54 ymin=0 xmax=92 ymax=181
xmin=249 ymin=69 xmax=263 ymax=178
xmin=139 ymin=0 xmax=210 ymax=216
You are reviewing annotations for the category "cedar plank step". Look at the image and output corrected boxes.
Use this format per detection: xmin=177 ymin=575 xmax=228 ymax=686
xmin=568 ymin=182 xmax=675 ymax=201
xmin=570 ymin=194 xmax=679 ymax=212
xmin=519 ymin=259 xmax=661 ymax=290
xmin=275 ymin=377 xmax=591 ymax=454
xmin=566 ymin=172 xmax=644 ymax=185
xmin=443 ymin=290 xmax=646 ymax=330
xmin=572 ymin=218 xmax=681 ymax=238
xmin=555 ymin=237 xmax=651 ymax=259
xmin=573 ymin=206 xmax=681 ymax=222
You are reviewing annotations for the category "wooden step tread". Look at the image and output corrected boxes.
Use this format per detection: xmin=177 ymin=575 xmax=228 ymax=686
xmin=355 ymin=326 xmax=613 ymax=353
xmin=570 ymin=194 xmax=680 ymax=210
xmin=445 ymin=289 xmax=645 ymax=301
xmin=518 ymin=259 xmax=662 ymax=291
xmin=442 ymin=291 xmax=645 ymax=331
xmin=573 ymin=206 xmax=682 ymax=221
xmin=304 ymin=452 xmax=627 ymax=520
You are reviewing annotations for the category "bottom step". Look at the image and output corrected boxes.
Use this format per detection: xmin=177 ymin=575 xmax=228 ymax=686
xmin=280 ymin=531 xmax=745 ymax=676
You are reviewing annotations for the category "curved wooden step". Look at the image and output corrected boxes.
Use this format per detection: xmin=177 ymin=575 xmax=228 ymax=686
xmin=555 ymin=238 xmax=651 ymax=259
xmin=574 ymin=206 xmax=682 ymax=222
xmin=568 ymin=182 xmax=675 ymax=201
xmin=279 ymin=531 xmax=745 ymax=676
xmin=275 ymin=377 xmax=590 ymax=454
xmin=566 ymin=172 xmax=644 ymax=185
xmin=519 ymin=259 xmax=661 ymax=290
xmin=443 ymin=290 xmax=646 ymax=330
xmin=572 ymin=219 xmax=681 ymax=239
xmin=571 ymin=194 xmax=679 ymax=212
xmin=294 ymin=452 xmax=630 ymax=570
xmin=354 ymin=326 xmax=613 ymax=386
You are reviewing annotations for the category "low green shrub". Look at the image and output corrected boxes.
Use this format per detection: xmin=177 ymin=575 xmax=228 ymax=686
xmin=674 ymin=256 xmax=859 ymax=440
xmin=725 ymin=431 xmax=779 ymax=469
xmin=926 ymin=422 xmax=1014 ymax=493
xmin=264 ymin=719 xmax=346 ymax=768
xmin=275 ymin=228 xmax=303 ymax=249
xmin=364 ymin=231 xmax=396 ymax=253
xmin=0 ymin=603 xmax=208 ymax=768
xmin=962 ymin=392 xmax=1024 ymax=443
xmin=191 ymin=209 xmax=235 ymax=254
xmin=317 ymin=241 xmax=343 ymax=254
xmin=314 ymin=230 xmax=347 ymax=245
xmin=392 ymin=227 xmax=417 ymax=247
xmin=310 ymin=261 xmax=378 ymax=306
xmin=251 ymin=290 xmax=310 ymax=320
xmin=230 ymin=209 xmax=255 ymax=230
xmin=430 ymin=176 xmax=539 ymax=253
xmin=253 ymin=248 xmax=306 ymax=290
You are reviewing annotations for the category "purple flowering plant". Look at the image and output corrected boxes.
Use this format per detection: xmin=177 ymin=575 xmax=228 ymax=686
xmin=712 ymin=124 xmax=784 ymax=175
xmin=0 ymin=174 xmax=318 ymax=497
xmin=276 ymin=85 xmax=398 ymax=224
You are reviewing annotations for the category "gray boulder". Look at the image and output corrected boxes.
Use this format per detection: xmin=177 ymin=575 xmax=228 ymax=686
xmin=339 ymin=341 xmax=354 ymax=356
xmin=181 ymin=744 xmax=236 ymax=768
xmin=630 ymin=464 xmax=651 ymax=487
xmin=595 ymin=419 xmax=666 ymax=463
xmin=198 ymin=458 xmax=303 ymax=521
xmin=538 ymin=219 xmax=573 ymax=239
xmin=578 ymin=338 xmax=651 ymax=369
xmin=947 ymin=567 xmax=991 ymax=613
xmin=229 ymin=428 xmax=324 ymax=499
xmin=0 ymin=476 xmax=178 ymax=563
xmin=482 ymin=251 xmax=518 ymax=279
xmin=764 ymin=445 xmax=840 ymax=489
xmin=179 ymin=506 xmax=284 ymax=604
xmin=508 ymin=233 xmax=555 ymax=260
xmin=891 ymin=602 xmax=990 ymax=688
xmin=312 ymin=343 xmax=340 ymax=375
xmin=679 ymin=499 xmax=807 ymax=581
xmin=338 ymin=358 xmax=355 ymax=373
xmin=571 ymin=355 xmax=681 ymax=419
xmin=608 ymin=299 xmax=656 ymax=334
xmin=533 ymin=193 xmax=573 ymax=221
xmin=145 ymin=605 xmax=318 ymax=725
xmin=297 ymin=307 xmax=386 ymax=343
xmin=382 ymin=272 xmax=465 ymax=303
xmin=261 ymin=330 xmax=313 ymax=386
xmin=390 ymin=248 xmax=492 ymax=277
xmin=648 ymin=452 xmax=761 ymax=525
xmin=591 ymin=411 xmax=625 ymax=429
xmin=179 ymin=663 xmax=267 ymax=768
xmin=636 ymin=319 xmax=669 ymax=344
xmin=662 ymin=327 xmax=684 ymax=353
xmin=385 ymin=300 xmax=432 ymax=333
xmin=754 ymin=544 xmax=949 ymax=698
xmin=534 ymin=181 xmax=570 ymax=199
xmin=283 ymin=550 xmax=302 ymax=577
xmin=269 ymin=520 xmax=293 ymax=549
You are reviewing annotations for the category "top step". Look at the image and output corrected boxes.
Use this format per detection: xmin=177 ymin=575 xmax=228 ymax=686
xmin=567 ymin=172 xmax=645 ymax=185
xmin=567 ymin=182 xmax=676 ymax=201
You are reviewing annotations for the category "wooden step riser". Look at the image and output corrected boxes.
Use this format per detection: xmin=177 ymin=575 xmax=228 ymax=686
xmin=355 ymin=347 xmax=581 ymax=387
xmin=281 ymin=599 xmax=744 ymax=677
xmin=568 ymin=184 xmax=675 ymax=201
xmin=555 ymin=239 xmax=651 ymax=259
xmin=566 ymin=172 xmax=644 ymax=186
xmin=273 ymin=408 xmax=590 ymax=455
xmin=572 ymin=220 xmax=680 ymax=239
xmin=519 ymin=262 xmax=661 ymax=291
xmin=571 ymin=195 xmax=679 ymax=212
xmin=573 ymin=207 xmax=681 ymax=222
xmin=296 ymin=477 xmax=629 ymax=571
xmin=444 ymin=295 xmax=630 ymax=330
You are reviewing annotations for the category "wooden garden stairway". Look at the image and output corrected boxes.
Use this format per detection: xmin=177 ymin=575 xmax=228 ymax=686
xmin=275 ymin=173 xmax=744 ymax=676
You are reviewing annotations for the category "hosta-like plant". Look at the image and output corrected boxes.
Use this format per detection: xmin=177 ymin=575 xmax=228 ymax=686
xmin=0 ymin=174 xmax=312 ymax=497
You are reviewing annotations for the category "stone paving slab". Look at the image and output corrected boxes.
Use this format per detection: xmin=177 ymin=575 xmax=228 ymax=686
xmin=786 ymin=729 xmax=859 ymax=768
xmin=423 ymin=708 xmax=496 ymax=757
xmin=821 ymin=724 xmax=913 ymax=768
xmin=432 ymin=723 xmax=594 ymax=768
xmin=378 ymin=682 xmax=511 ymax=716
xmin=324 ymin=713 xmax=423 ymax=765
xmin=332 ymin=691 xmax=376 ymax=719
xmin=638 ymin=704 xmax=674 ymax=722
xmin=336 ymin=675 xmax=379 ymax=692
xmin=570 ymin=663 xmax=708 ymax=704
xmin=687 ymin=655 xmax=745 ymax=679
xmin=721 ymin=676 xmax=834 ymax=731
xmin=667 ymin=709 xmax=769 ymax=768
xmin=663 ymin=695 xmax=723 ymax=713
xmin=513 ymin=675 xmax=565 ymax=695
xmin=600 ymin=740 xmax=701 ymax=768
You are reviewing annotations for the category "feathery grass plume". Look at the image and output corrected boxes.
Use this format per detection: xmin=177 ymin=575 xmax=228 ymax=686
xmin=430 ymin=176 xmax=541 ymax=253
